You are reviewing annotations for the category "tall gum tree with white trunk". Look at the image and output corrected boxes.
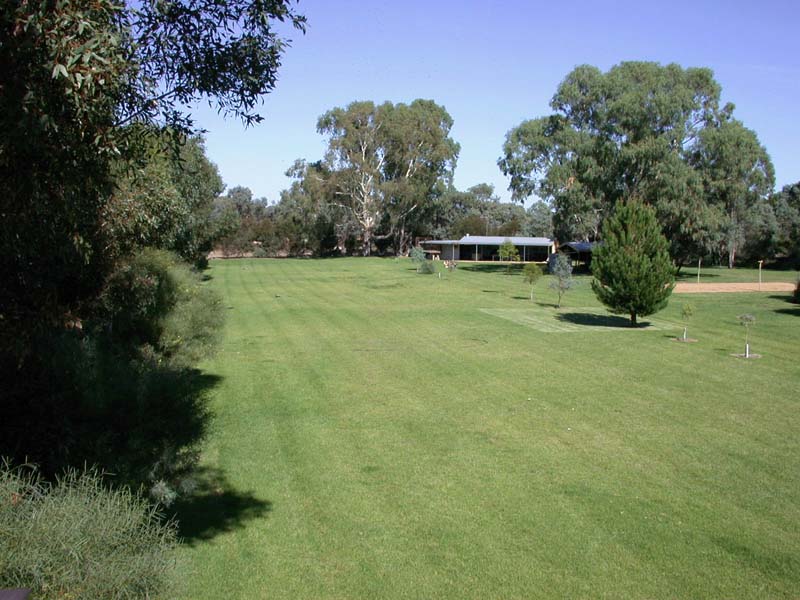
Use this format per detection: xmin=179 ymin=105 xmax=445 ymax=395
xmin=317 ymin=100 xmax=458 ymax=256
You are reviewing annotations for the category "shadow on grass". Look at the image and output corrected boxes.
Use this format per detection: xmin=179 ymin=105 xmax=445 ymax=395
xmin=556 ymin=312 xmax=647 ymax=328
xmin=775 ymin=306 xmax=800 ymax=317
xmin=535 ymin=301 xmax=559 ymax=309
xmin=768 ymin=294 xmax=797 ymax=304
xmin=461 ymin=263 xmax=523 ymax=275
xmin=171 ymin=466 xmax=272 ymax=545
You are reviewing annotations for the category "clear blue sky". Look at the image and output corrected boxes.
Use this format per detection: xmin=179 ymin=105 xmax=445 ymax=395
xmin=193 ymin=0 xmax=800 ymax=204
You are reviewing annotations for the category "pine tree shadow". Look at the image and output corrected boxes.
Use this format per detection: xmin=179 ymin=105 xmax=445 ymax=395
xmin=769 ymin=294 xmax=798 ymax=304
xmin=556 ymin=312 xmax=648 ymax=328
xmin=170 ymin=466 xmax=272 ymax=545
xmin=775 ymin=307 xmax=800 ymax=317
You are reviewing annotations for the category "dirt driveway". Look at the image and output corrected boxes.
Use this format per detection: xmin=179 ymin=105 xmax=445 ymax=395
xmin=674 ymin=282 xmax=795 ymax=293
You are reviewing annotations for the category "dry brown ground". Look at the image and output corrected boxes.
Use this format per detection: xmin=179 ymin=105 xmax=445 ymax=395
xmin=674 ymin=282 xmax=795 ymax=293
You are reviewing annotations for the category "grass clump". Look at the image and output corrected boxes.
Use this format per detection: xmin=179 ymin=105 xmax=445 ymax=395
xmin=0 ymin=463 xmax=178 ymax=599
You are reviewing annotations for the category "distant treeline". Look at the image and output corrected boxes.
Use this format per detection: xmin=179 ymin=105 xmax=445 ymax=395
xmin=216 ymin=67 xmax=800 ymax=268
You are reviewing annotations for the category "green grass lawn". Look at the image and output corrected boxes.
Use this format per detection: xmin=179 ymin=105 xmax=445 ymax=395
xmin=676 ymin=264 xmax=799 ymax=283
xmin=176 ymin=258 xmax=800 ymax=599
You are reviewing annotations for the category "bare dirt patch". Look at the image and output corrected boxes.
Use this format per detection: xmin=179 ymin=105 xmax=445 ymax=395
xmin=674 ymin=282 xmax=794 ymax=294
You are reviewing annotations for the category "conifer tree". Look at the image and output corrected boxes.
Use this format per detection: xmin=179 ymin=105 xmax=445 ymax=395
xmin=591 ymin=200 xmax=675 ymax=325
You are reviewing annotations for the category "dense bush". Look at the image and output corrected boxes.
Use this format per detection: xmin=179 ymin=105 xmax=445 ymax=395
xmin=0 ymin=464 xmax=178 ymax=599
xmin=794 ymin=279 xmax=800 ymax=303
xmin=409 ymin=245 xmax=426 ymax=264
xmin=1 ymin=249 xmax=222 ymax=504
xmin=417 ymin=259 xmax=437 ymax=274
xmin=102 ymin=248 xmax=223 ymax=366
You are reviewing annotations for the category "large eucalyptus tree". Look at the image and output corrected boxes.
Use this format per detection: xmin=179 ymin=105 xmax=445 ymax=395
xmin=317 ymin=99 xmax=459 ymax=255
xmin=499 ymin=62 xmax=774 ymax=267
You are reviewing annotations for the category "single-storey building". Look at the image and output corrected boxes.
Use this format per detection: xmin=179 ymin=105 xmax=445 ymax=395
xmin=422 ymin=235 xmax=555 ymax=262
xmin=560 ymin=241 xmax=597 ymax=268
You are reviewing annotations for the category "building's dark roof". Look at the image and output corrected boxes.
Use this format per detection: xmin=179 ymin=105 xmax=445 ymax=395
xmin=422 ymin=236 xmax=554 ymax=246
xmin=561 ymin=241 xmax=596 ymax=252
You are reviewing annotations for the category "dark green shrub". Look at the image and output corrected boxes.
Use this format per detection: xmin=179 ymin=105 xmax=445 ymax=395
xmin=0 ymin=463 xmax=178 ymax=599
xmin=102 ymin=248 xmax=179 ymax=349
xmin=591 ymin=200 xmax=675 ymax=325
xmin=1 ymin=248 xmax=222 ymax=504
xmin=252 ymin=245 xmax=268 ymax=258
xmin=101 ymin=248 xmax=222 ymax=365
xmin=417 ymin=259 xmax=437 ymax=274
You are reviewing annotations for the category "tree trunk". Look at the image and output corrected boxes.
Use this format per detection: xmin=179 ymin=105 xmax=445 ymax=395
xmin=396 ymin=224 xmax=410 ymax=256
xmin=362 ymin=227 xmax=372 ymax=256
xmin=630 ymin=311 xmax=637 ymax=326
xmin=728 ymin=245 xmax=736 ymax=269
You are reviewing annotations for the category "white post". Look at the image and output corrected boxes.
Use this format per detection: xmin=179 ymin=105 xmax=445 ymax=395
xmin=758 ymin=260 xmax=763 ymax=290
xmin=697 ymin=258 xmax=701 ymax=285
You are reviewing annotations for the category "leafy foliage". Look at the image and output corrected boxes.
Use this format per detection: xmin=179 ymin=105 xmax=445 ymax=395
xmin=101 ymin=249 xmax=223 ymax=366
xmin=591 ymin=201 xmax=675 ymax=325
xmin=681 ymin=302 xmax=694 ymax=340
xmin=690 ymin=119 xmax=775 ymax=267
xmin=1 ymin=1 xmax=300 ymax=498
xmin=549 ymin=253 xmax=573 ymax=308
xmin=499 ymin=239 xmax=520 ymax=262
xmin=737 ymin=313 xmax=756 ymax=356
xmin=1 ymin=463 xmax=178 ymax=599
xmin=1 ymin=0 xmax=304 ymax=344
xmin=410 ymin=246 xmax=426 ymax=263
xmin=409 ymin=246 xmax=436 ymax=274
xmin=2 ymin=251 xmax=222 ymax=502
xmin=499 ymin=239 xmax=520 ymax=273
xmin=499 ymin=62 xmax=775 ymax=267
xmin=523 ymin=263 xmax=543 ymax=300
xmin=317 ymin=99 xmax=459 ymax=255
xmin=417 ymin=260 xmax=438 ymax=275
xmin=525 ymin=201 xmax=554 ymax=238
xmin=770 ymin=182 xmax=800 ymax=267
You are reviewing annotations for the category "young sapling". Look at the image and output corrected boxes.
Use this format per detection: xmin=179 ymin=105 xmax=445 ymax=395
xmin=681 ymin=302 xmax=694 ymax=341
xmin=737 ymin=313 xmax=756 ymax=358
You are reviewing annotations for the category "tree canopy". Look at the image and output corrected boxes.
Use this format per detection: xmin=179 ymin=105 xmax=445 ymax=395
xmin=0 ymin=0 xmax=305 ymax=497
xmin=1 ymin=0 xmax=305 ymax=345
xmin=317 ymin=99 xmax=459 ymax=255
xmin=499 ymin=62 xmax=775 ymax=267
